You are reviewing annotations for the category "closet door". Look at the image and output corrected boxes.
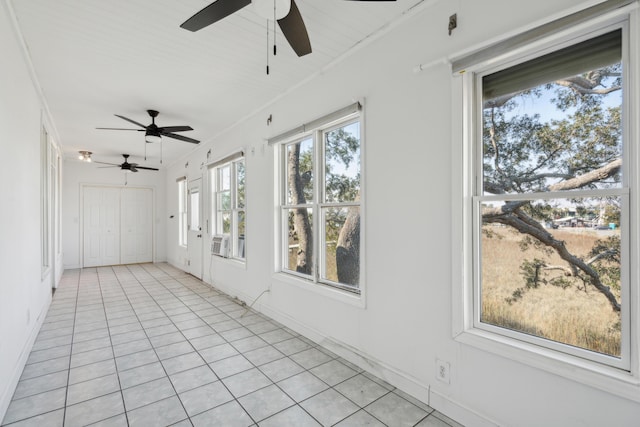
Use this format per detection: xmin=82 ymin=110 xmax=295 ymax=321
xmin=83 ymin=187 xmax=121 ymax=267
xmin=121 ymin=188 xmax=153 ymax=264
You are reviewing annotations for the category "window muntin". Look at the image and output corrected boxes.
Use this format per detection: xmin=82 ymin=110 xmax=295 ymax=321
xmin=279 ymin=116 xmax=362 ymax=293
xmin=473 ymin=28 xmax=629 ymax=368
xmin=211 ymin=157 xmax=246 ymax=261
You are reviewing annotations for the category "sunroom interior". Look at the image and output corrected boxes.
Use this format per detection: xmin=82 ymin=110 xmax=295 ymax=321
xmin=1 ymin=0 xmax=640 ymax=426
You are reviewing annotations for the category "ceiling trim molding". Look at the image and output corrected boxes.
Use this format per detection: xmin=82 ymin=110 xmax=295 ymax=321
xmin=2 ymin=0 xmax=61 ymax=145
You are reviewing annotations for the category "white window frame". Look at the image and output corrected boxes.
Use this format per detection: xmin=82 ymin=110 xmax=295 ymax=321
xmin=275 ymin=110 xmax=363 ymax=296
xmin=452 ymin=7 xmax=640 ymax=401
xmin=210 ymin=154 xmax=246 ymax=262
xmin=40 ymin=124 xmax=50 ymax=276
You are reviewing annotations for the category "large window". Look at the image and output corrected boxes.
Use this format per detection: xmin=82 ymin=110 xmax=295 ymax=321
xmin=210 ymin=155 xmax=245 ymax=260
xmin=464 ymin=24 xmax=634 ymax=371
xmin=277 ymin=110 xmax=362 ymax=293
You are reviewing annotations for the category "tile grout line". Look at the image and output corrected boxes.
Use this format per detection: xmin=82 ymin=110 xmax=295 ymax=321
xmin=107 ymin=264 xmax=193 ymax=424
xmin=139 ymin=264 xmax=401 ymax=426
xmin=4 ymin=264 xmax=457 ymax=427
xmin=95 ymin=266 xmax=130 ymax=426
xmin=132 ymin=264 xmax=263 ymax=425
xmin=61 ymin=268 xmax=82 ymax=427
xmin=136 ymin=264 xmax=376 ymax=426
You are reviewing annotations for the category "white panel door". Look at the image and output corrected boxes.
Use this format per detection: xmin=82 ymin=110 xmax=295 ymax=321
xmin=83 ymin=186 xmax=120 ymax=267
xmin=121 ymin=188 xmax=153 ymax=264
xmin=187 ymin=178 xmax=203 ymax=279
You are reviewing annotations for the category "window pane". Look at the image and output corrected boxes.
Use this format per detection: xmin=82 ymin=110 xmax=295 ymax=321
xmin=480 ymin=196 xmax=622 ymax=357
xmin=178 ymin=180 xmax=187 ymax=246
xmin=286 ymin=138 xmax=314 ymax=205
xmin=218 ymin=190 xmax=231 ymax=211
xmin=324 ymin=122 xmax=360 ymax=203
xmin=221 ymin=211 xmax=231 ymax=234
xmin=482 ymin=51 xmax=622 ymax=196
xmin=219 ymin=166 xmax=231 ymax=191
xmin=322 ymin=206 xmax=360 ymax=288
xmin=236 ymin=210 xmax=245 ymax=259
xmin=189 ymin=191 xmax=199 ymax=231
xmin=236 ymin=160 xmax=245 ymax=209
xmin=285 ymin=208 xmax=313 ymax=275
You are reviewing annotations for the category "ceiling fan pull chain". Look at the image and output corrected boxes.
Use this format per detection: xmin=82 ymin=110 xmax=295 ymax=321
xmin=161 ymin=139 xmax=163 ymax=164
xmin=144 ymin=140 xmax=147 ymax=161
xmin=273 ymin=0 xmax=277 ymax=56
xmin=266 ymin=19 xmax=270 ymax=75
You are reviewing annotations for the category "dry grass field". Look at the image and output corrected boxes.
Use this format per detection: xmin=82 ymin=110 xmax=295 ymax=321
xmin=481 ymin=225 xmax=621 ymax=356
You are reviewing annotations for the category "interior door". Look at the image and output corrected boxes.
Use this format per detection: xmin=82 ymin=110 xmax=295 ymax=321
xmin=187 ymin=178 xmax=203 ymax=279
xmin=83 ymin=186 xmax=120 ymax=267
xmin=121 ymin=188 xmax=153 ymax=264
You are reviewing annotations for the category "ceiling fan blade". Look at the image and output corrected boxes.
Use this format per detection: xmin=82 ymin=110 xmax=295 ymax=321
xmin=114 ymin=114 xmax=147 ymax=128
xmin=97 ymin=166 xmax=120 ymax=168
xmin=181 ymin=0 xmax=252 ymax=32
xmin=277 ymin=0 xmax=312 ymax=57
xmin=135 ymin=166 xmax=160 ymax=171
xmin=158 ymin=126 xmax=193 ymax=133
xmin=162 ymin=132 xmax=200 ymax=144
xmin=93 ymin=161 xmax=121 ymax=166
xmin=96 ymin=127 xmax=144 ymax=131
xmin=344 ymin=0 xmax=396 ymax=1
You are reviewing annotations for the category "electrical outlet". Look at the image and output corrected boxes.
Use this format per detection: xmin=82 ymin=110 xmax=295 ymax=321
xmin=436 ymin=359 xmax=450 ymax=384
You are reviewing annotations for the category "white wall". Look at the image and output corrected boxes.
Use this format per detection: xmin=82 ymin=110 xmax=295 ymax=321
xmin=62 ymin=160 xmax=167 ymax=269
xmin=164 ymin=0 xmax=640 ymax=426
xmin=0 ymin=3 xmax=57 ymax=418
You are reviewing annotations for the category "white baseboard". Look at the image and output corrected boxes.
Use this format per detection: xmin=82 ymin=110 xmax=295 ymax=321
xmin=259 ymin=303 xmax=497 ymax=427
xmin=204 ymin=281 xmax=496 ymax=427
xmin=170 ymin=266 xmax=498 ymax=427
xmin=429 ymin=389 xmax=500 ymax=427
xmin=0 ymin=299 xmax=51 ymax=423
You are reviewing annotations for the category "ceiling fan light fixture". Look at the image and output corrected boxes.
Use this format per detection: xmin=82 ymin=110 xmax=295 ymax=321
xmin=78 ymin=150 xmax=92 ymax=162
xmin=145 ymin=131 xmax=162 ymax=144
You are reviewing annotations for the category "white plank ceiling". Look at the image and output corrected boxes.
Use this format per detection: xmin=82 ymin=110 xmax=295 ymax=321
xmin=8 ymin=0 xmax=426 ymax=166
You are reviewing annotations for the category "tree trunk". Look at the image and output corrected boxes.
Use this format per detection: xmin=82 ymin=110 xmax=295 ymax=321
xmin=287 ymin=145 xmax=313 ymax=275
xmin=336 ymin=201 xmax=360 ymax=286
xmin=483 ymin=201 xmax=621 ymax=312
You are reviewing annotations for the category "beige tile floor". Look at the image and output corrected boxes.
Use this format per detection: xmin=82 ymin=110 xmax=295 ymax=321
xmin=2 ymin=263 xmax=464 ymax=427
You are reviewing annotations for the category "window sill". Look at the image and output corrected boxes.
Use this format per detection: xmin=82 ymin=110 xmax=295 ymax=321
xmin=272 ymin=272 xmax=365 ymax=309
xmin=455 ymin=328 xmax=640 ymax=402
